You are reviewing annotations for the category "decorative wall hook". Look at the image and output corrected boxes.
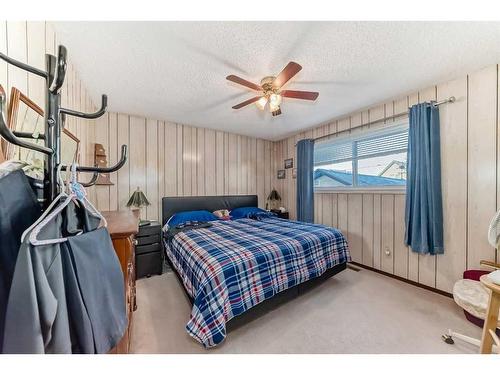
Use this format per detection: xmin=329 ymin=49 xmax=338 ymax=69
xmin=94 ymin=143 xmax=114 ymax=185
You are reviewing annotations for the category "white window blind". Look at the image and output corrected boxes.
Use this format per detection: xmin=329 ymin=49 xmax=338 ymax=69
xmin=314 ymin=140 xmax=353 ymax=166
xmin=356 ymin=131 xmax=408 ymax=159
xmin=313 ymin=123 xmax=408 ymax=189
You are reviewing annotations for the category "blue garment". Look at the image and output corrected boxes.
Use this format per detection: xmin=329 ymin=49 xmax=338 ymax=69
xmin=166 ymin=210 xmax=218 ymax=229
xmin=405 ymin=103 xmax=444 ymax=254
xmin=230 ymin=206 xmax=273 ymax=219
xmin=296 ymin=139 xmax=315 ymax=222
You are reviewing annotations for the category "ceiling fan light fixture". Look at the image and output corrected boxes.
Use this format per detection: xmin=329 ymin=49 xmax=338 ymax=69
xmin=269 ymin=93 xmax=282 ymax=107
xmin=256 ymin=96 xmax=268 ymax=110
xmin=226 ymin=61 xmax=318 ymax=117
xmin=269 ymin=101 xmax=279 ymax=113
xmin=270 ymin=101 xmax=282 ymax=116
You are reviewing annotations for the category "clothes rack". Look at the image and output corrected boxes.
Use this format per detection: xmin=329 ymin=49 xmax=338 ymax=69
xmin=0 ymin=45 xmax=127 ymax=208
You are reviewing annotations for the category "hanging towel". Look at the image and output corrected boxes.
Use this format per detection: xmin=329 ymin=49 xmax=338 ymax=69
xmin=3 ymin=200 xmax=127 ymax=354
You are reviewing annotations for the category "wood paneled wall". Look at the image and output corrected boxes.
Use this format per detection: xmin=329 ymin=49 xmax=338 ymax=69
xmin=92 ymin=114 xmax=275 ymax=223
xmin=0 ymin=21 xmax=97 ymax=200
xmin=0 ymin=21 xmax=273 ymax=228
xmin=4 ymin=21 xmax=498 ymax=295
xmin=274 ymin=65 xmax=499 ymax=293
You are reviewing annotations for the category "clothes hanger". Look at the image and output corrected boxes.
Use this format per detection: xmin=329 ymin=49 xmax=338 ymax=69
xmin=28 ymin=163 xmax=106 ymax=246
xmin=59 ymin=162 xmax=106 ymax=224
xmin=20 ymin=163 xmax=69 ymax=242
xmin=67 ymin=162 xmax=107 ymax=227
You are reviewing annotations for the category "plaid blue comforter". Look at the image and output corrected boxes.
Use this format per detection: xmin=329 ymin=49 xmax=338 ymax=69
xmin=164 ymin=217 xmax=350 ymax=348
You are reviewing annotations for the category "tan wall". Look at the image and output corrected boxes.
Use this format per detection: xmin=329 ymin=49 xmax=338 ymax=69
xmin=4 ymin=21 xmax=495 ymax=294
xmin=91 ymin=114 xmax=275 ymax=223
xmin=0 ymin=22 xmax=275 ymax=229
xmin=0 ymin=21 xmax=97 ymax=199
xmin=273 ymin=65 xmax=499 ymax=293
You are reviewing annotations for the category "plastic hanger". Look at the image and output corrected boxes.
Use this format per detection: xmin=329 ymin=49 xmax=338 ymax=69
xmin=20 ymin=163 xmax=69 ymax=242
xmin=28 ymin=163 xmax=106 ymax=246
xmin=66 ymin=162 xmax=107 ymax=227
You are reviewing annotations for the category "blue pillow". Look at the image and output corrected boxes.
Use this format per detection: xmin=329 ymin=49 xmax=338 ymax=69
xmin=230 ymin=207 xmax=273 ymax=220
xmin=166 ymin=210 xmax=218 ymax=229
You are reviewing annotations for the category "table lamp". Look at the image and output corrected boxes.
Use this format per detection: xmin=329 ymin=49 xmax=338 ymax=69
xmin=126 ymin=187 xmax=150 ymax=225
xmin=266 ymin=188 xmax=281 ymax=211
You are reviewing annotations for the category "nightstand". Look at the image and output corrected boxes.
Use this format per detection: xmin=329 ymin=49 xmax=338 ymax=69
xmin=271 ymin=210 xmax=289 ymax=219
xmin=135 ymin=221 xmax=163 ymax=279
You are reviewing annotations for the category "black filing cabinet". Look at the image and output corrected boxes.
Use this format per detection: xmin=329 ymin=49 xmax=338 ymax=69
xmin=135 ymin=221 xmax=163 ymax=279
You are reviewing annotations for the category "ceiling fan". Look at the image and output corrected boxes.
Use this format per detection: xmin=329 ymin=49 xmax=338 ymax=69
xmin=226 ymin=61 xmax=319 ymax=117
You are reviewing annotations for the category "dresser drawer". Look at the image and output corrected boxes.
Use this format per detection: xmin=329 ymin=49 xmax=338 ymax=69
xmin=136 ymin=251 xmax=163 ymax=279
xmin=101 ymin=210 xmax=139 ymax=354
xmin=136 ymin=242 xmax=161 ymax=255
xmin=137 ymin=234 xmax=160 ymax=246
xmin=138 ymin=223 xmax=161 ymax=237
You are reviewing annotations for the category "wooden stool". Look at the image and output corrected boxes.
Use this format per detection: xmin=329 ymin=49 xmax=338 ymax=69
xmin=479 ymin=274 xmax=500 ymax=354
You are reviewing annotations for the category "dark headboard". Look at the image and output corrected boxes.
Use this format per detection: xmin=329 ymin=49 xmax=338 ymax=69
xmin=161 ymin=195 xmax=258 ymax=226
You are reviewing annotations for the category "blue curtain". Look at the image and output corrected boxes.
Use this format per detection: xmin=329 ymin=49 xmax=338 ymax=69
xmin=405 ymin=103 xmax=444 ymax=255
xmin=297 ymin=139 xmax=314 ymax=223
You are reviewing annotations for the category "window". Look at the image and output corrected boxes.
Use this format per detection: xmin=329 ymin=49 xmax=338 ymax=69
xmin=314 ymin=122 xmax=408 ymax=190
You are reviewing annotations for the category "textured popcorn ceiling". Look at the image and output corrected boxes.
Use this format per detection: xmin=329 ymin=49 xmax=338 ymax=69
xmin=54 ymin=21 xmax=500 ymax=140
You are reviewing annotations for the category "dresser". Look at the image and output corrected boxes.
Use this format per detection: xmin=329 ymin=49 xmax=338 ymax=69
xmin=102 ymin=210 xmax=139 ymax=354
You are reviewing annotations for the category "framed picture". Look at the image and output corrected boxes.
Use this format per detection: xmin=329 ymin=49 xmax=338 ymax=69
xmin=292 ymin=168 xmax=297 ymax=179
xmin=284 ymin=158 xmax=293 ymax=169
xmin=277 ymin=170 xmax=286 ymax=179
xmin=6 ymin=87 xmax=45 ymax=165
xmin=60 ymin=128 xmax=80 ymax=166
xmin=5 ymin=87 xmax=80 ymax=180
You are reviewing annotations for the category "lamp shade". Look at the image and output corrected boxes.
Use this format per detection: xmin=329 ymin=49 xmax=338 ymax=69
xmin=126 ymin=187 xmax=150 ymax=208
xmin=267 ymin=189 xmax=281 ymax=202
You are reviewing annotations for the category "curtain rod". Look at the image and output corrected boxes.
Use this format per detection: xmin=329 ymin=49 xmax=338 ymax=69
xmin=295 ymin=96 xmax=456 ymax=146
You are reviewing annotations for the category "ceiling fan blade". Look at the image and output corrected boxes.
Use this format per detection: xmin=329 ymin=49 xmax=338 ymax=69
xmin=281 ymin=90 xmax=319 ymax=101
xmin=232 ymin=96 xmax=262 ymax=109
xmin=226 ymin=75 xmax=262 ymax=91
xmin=273 ymin=62 xmax=302 ymax=89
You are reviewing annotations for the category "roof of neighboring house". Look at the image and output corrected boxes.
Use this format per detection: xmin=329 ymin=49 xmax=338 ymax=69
xmin=379 ymin=160 xmax=406 ymax=176
xmin=314 ymin=168 xmax=406 ymax=186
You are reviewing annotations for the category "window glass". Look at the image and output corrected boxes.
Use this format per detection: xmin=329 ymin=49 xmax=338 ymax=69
xmin=357 ymin=152 xmax=407 ymax=186
xmin=314 ymin=161 xmax=353 ymax=187
xmin=313 ymin=123 xmax=408 ymax=190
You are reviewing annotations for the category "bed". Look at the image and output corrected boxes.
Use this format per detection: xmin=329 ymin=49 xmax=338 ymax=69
xmin=161 ymin=195 xmax=350 ymax=348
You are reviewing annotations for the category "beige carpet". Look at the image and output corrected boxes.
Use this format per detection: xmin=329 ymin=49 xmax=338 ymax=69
xmin=130 ymin=267 xmax=482 ymax=354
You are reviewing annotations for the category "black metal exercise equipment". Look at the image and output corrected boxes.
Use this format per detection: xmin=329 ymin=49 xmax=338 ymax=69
xmin=0 ymin=45 xmax=127 ymax=208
